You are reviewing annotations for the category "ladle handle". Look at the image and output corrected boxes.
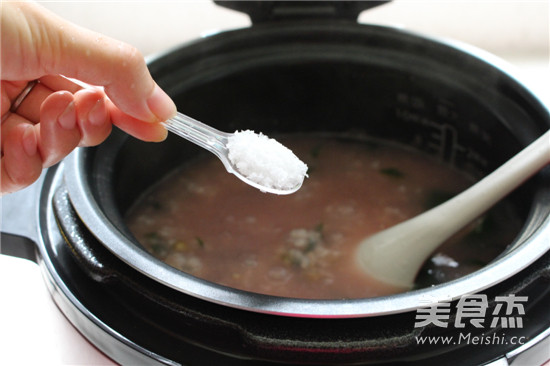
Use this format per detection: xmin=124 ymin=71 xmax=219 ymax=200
xmin=435 ymin=130 xmax=550 ymax=235
xmin=358 ymin=130 xmax=550 ymax=288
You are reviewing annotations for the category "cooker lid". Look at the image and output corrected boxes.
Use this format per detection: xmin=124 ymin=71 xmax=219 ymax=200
xmin=214 ymin=0 xmax=389 ymax=23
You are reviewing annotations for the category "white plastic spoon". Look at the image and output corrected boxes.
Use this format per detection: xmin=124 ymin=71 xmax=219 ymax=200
xmin=61 ymin=76 xmax=308 ymax=195
xmin=357 ymin=130 xmax=550 ymax=289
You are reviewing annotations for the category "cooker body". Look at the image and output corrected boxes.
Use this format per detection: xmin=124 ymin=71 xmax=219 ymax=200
xmin=41 ymin=174 xmax=550 ymax=365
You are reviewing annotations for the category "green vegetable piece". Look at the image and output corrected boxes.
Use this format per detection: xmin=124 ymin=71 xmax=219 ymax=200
xmin=304 ymin=239 xmax=317 ymax=253
xmin=150 ymin=243 xmax=164 ymax=255
xmin=145 ymin=232 xmax=163 ymax=245
xmin=314 ymin=222 xmax=324 ymax=234
xmin=379 ymin=167 xmax=404 ymax=179
xmin=196 ymin=237 xmax=205 ymax=248
xmin=310 ymin=145 xmax=322 ymax=158
xmin=144 ymin=232 xmax=166 ymax=255
xmin=149 ymin=201 xmax=162 ymax=210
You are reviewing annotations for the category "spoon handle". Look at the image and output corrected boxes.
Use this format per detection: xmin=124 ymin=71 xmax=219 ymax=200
xmin=162 ymin=112 xmax=230 ymax=166
xmin=437 ymin=130 xmax=549 ymax=233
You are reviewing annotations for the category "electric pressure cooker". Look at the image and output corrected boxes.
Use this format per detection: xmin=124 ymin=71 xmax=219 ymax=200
xmin=2 ymin=2 xmax=549 ymax=365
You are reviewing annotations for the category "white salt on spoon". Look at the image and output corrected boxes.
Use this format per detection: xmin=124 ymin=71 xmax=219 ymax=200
xmin=162 ymin=112 xmax=307 ymax=195
xmin=227 ymin=130 xmax=308 ymax=192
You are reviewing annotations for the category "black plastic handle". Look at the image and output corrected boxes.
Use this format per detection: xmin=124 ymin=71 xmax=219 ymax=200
xmin=214 ymin=0 xmax=390 ymax=23
xmin=0 ymin=176 xmax=43 ymax=263
xmin=0 ymin=233 xmax=37 ymax=262
xmin=52 ymin=185 xmax=119 ymax=283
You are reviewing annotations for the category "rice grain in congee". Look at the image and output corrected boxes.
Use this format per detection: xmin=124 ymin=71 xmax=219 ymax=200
xmin=125 ymin=136 xmax=521 ymax=299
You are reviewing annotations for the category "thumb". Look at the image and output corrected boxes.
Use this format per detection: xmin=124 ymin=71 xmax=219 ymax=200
xmin=2 ymin=2 xmax=176 ymax=123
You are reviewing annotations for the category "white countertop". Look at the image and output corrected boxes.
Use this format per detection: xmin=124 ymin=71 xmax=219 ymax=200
xmin=0 ymin=254 xmax=115 ymax=366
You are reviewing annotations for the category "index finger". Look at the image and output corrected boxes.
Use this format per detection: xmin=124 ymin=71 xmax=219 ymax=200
xmin=4 ymin=2 xmax=175 ymax=123
xmin=44 ymin=22 xmax=175 ymax=123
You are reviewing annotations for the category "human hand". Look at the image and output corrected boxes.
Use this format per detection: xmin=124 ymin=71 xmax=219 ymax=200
xmin=1 ymin=1 xmax=177 ymax=195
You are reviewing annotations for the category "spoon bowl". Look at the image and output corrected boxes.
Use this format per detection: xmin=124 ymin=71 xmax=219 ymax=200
xmin=357 ymin=130 xmax=550 ymax=289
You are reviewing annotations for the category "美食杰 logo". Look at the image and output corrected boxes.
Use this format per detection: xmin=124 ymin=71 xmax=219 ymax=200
xmin=414 ymin=294 xmax=528 ymax=329
xmin=414 ymin=294 xmax=529 ymax=346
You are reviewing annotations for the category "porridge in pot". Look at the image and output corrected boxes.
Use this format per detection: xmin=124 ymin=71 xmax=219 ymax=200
xmin=125 ymin=136 xmax=521 ymax=299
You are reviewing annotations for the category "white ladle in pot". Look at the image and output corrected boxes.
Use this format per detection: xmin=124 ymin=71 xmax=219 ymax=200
xmin=357 ymin=130 xmax=550 ymax=289
xmin=162 ymin=112 xmax=308 ymax=195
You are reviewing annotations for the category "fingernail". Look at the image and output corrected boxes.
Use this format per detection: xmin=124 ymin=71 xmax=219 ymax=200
xmin=146 ymin=85 xmax=176 ymax=122
xmin=22 ymin=125 xmax=38 ymax=157
xmin=58 ymin=101 xmax=76 ymax=130
xmin=88 ymin=98 xmax=107 ymax=126
xmin=157 ymin=127 xmax=169 ymax=142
